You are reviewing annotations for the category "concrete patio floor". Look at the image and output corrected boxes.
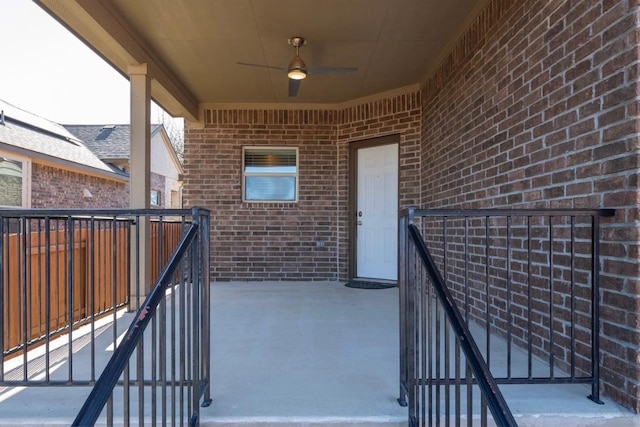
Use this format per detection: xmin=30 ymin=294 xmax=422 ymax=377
xmin=0 ymin=281 xmax=638 ymax=426
xmin=203 ymin=282 xmax=639 ymax=427
xmin=205 ymin=281 xmax=406 ymax=426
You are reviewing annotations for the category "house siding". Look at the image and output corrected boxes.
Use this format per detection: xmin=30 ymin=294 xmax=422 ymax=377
xmin=31 ymin=163 xmax=127 ymax=208
xmin=420 ymin=0 xmax=640 ymax=412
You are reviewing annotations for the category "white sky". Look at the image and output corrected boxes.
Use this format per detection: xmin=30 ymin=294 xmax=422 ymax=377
xmin=0 ymin=0 xmax=170 ymax=125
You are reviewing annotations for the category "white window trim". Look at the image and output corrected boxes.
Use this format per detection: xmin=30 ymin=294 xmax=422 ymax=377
xmin=0 ymin=150 xmax=31 ymax=208
xmin=242 ymin=146 xmax=299 ymax=203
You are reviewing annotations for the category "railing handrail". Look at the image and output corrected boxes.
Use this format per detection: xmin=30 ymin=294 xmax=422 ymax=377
xmin=0 ymin=207 xmax=210 ymax=219
xmin=407 ymin=223 xmax=517 ymax=426
xmin=404 ymin=207 xmax=615 ymax=218
xmin=71 ymin=222 xmax=200 ymax=426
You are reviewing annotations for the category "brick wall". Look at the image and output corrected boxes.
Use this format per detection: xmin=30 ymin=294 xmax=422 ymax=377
xmin=420 ymin=0 xmax=640 ymax=411
xmin=338 ymin=93 xmax=422 ymax=208
xmin=337 ymin=93 xmax=422 ymax=277
xmin=184 ymin=96 xmax=422 ymax=281
xmin=32 ymin=163 xmax=128 ymax=208
xmin=184 ymin=110 xmax=339 ymax=280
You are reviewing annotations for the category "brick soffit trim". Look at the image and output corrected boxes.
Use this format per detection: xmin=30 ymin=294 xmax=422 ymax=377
xmin=203 ymin=91 xmax=421 ymax=126
xmin=423 ymin=0 xmax=517 ymax=97
xmin=203 ymin=108 xmax=336 ymax=126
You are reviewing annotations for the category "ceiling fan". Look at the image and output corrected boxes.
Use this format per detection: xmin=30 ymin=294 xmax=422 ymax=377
xmin=238 ymin=36 xmax=358 ymax=97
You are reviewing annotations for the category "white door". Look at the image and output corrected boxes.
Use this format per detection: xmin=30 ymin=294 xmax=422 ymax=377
xmin=356 ymin=143 xmax=398 ymax=280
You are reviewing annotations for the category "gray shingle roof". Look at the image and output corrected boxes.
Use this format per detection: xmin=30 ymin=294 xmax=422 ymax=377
xmin=63 ymin=124 xmax=163 ymax=161
xmin=0 ymin=99 xmax=126 ymax=177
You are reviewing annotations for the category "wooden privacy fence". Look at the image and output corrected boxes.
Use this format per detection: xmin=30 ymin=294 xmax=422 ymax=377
xmin=2 ymin=215 xmax=184 ymax=355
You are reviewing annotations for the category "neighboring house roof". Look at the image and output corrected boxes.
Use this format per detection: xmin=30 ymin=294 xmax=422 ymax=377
xmin=64 ymin=124 xmax=184 ymax=176
xmin=64 ymin=124 xmax=164 ymax=161
xmin=0 ymin=99 xmax=127 ymax=179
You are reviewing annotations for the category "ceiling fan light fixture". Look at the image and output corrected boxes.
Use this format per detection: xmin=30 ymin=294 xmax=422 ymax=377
xmin=238 ymin=36 xmax=357 ymax=96
xmin=287 ymin=55 xmax=307 ymax=80
xmin=288 ymin=68 xmax=307 ymax=80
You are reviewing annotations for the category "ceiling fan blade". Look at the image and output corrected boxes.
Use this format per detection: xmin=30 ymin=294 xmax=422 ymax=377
xmin=237 ymin=62 xmax=285 ymax=71
xmin=308 ymin=66 xmax=358 ymax=75
xmin=288 ymin=79 xmax=301 ymax=97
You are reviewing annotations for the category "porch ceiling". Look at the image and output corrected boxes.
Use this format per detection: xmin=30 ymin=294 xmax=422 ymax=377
xmin=35 ymin=0 xmax=488 ymax=121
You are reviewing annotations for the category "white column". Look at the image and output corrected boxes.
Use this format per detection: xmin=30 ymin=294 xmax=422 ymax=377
xmin=128 ymin=64 xmax=151 ymax=309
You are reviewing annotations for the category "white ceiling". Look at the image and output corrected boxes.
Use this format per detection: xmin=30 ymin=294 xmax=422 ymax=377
xmin=37 ymin=0 xmax=488 ymax=117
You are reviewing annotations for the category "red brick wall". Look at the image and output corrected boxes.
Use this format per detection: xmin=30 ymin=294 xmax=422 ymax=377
xmin=184 ymin=110 xmax=339 ymax=280
xmin=420 ymin=0 xmax=640 ymax=411
xmin=31 ymin=163 xmax=128 ymax=208
xmin=184 ymin=97 xmax=422 ymax=281
xmin=338 ymin=93 xmax=422 ymax=208
xmin=337 ymin=93 xmax=422 ymax=277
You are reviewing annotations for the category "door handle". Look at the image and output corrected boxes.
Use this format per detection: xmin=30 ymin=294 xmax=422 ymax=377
xmin=357 ymin=221 xmax=363 ymax=225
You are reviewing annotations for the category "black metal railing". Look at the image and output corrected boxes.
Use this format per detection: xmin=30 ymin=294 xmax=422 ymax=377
xmin=398 ymin=207 xmax=614 ymax=426
xmin=0 ymin=207 xmax=211 ymax=425
xmin=73 ymin=213 xmax=210 ymax=425
xmin=400 ymin=217 xmax=516 ymax=426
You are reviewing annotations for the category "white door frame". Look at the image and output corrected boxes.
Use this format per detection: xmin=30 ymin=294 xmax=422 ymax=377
xmin=348 ymin=135 xmax=400 ymax=282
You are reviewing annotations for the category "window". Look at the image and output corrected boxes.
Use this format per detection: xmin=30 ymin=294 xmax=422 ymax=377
xmin=0 ymin=153 xmax=30 ymax=208
xmin=150 ymin=189 xmax=161 ymax=206
xmin=243 ymin=147 xmax=298 ymax=202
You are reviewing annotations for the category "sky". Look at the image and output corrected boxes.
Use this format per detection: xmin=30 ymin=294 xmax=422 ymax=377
xmin=0 ymin=0 xmax=171 ymax=125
